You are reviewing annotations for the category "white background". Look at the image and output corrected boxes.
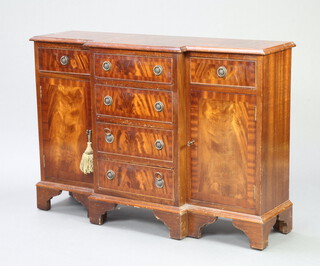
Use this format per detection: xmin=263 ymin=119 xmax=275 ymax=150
xmin=0 ymin=0 xmax=319 ymax=265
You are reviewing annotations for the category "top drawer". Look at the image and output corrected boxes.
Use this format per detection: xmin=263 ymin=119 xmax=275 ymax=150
xmin=38 ymin=48 xmax=90 ymax=74
xmin=94 ymin=53 xmax=173 ymax=83
xmin=190 ymin=57 xmax=256 ymax=87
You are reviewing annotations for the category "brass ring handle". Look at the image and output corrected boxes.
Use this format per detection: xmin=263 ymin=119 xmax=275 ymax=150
xmin=153 ymin=65 xmax=163 ymax=76
xmin=154 ymin=101 xmax=164 ymax=112
xmin=154 ymin=172 xmax=164 ymax=188
xmin=217 ymin=66 xmax=227 ymax=78
xmin=154 ymin=140 xmax=164 ymax=150
xmin=102 ymin=61 xmax=112 ymax=71
xmin=104 ymin=128 xmax=114 ymax=144
xmin=60 ymin=55 xmax=69 ymax=66
xmin=106 ymin=170 xmax=115 ymax=180
xmin=104 ymin=96 xmax=113 ymax=106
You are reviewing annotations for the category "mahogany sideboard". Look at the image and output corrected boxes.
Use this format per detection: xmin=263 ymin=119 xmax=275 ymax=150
xmin=31 ymin=31 xmax=295 ymax=250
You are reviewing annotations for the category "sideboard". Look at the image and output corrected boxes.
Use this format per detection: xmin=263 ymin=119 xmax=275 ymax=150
xmin=31 ymin=31 xmax=295 ymax=250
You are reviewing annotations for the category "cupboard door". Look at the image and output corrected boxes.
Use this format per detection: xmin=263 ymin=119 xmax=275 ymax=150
xmin=189 ymin=90 xmax=256 ymax=210
xmin=40 ymin=77 xmax=92 ymax=185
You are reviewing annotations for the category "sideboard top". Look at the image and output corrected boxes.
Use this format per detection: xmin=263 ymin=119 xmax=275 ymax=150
xmin=30 ymin=31 xmax=295 ymax=55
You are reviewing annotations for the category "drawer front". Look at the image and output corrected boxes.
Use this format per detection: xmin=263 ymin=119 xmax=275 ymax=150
xmin=190 ymin=57 xmax=256 ymax=87
xmin=96 ymin=85 xmax=173 ymax=122
xmin=94 ymin=53 xmax=173 ymax=83
xmin=97 ymin=123 xmax=173 ymax=161
xmin=98 ymin=160 xmax=174 ymax=200
xmin=39 ymin=48 xmax=90 ymax=74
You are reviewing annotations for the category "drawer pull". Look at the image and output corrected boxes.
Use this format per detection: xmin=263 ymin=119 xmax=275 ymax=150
xmin=102 ymin=61 xmax=112 ymax=71
xmin=153 ymin=65 xmax=163 ymax=76
xmin=155 ymin=139 xmax=164 ymax=150
xmin=103 ymin=96 xmax=113 ymax=106
xmin=106 ymin=170 xmax=115 ymax=180
xmin=217 ymin=66 xmax=227 ymax=78
xmin=154 ymin=172 xmax=164 ymax=188
xmin=154 ymin=101 xmax=164 ymax=112
xmin=104 ymin=128 xmax=114 ymax=144
xmin=60 ymin=55 xmax=69 ymax=66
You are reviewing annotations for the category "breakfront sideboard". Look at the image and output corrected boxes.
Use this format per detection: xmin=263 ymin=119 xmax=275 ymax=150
xmin=31 ymin=31 xmax=295 ymax=250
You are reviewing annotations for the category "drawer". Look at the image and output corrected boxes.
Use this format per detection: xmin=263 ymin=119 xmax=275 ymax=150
xmin=96 ymin=123 xmax=173 ymax=161
xmin=38 ymin=48 xmax=90 ymax=74
xmin=94 ymin=53 xmax=173 ymax=83
xmin=97 ymin=160 xmax=174 ymax=200
xmin=95 ymin=85 xmax=173 ymax=122
xmin=190 ymin=57 xmax=256 ymax=87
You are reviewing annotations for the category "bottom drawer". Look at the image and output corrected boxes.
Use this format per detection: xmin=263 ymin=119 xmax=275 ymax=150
xmin=97 ymin=160 xmax=174 ymax=200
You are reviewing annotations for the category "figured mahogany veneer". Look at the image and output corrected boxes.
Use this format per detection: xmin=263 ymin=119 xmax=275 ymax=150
xmin=95 ymin=85 xmax=173 ymax=122
xmin=39 ymin=47 xmax=90 ymax=74
xmin=190 ymin=57 xmax=256 ymax=87
xmin=96 ymin=123 xmax=173 ymax=162
xmin=31 ymin=31 xmax=295 ymax=250
xmin=189 ymin=90 xmax=257 ymax=211
xmin=39 ymin=77 xmax=92 ymax=185
xmin=97 ymin=159 xmax=174 ymax=201
xmin=94 ymin=53 xmax=173 ymax=83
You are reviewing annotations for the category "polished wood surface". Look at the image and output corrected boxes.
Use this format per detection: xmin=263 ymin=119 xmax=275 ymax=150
xmin=188 ymin=213 xmax=218 ymax=238
xmin=94 ymin=53 xmax=173 ymax=83
xmin=96 ymin=122 xmax=173 ymax=161
xmin=97 ymin=159 xmax=174 ymax=200
xmin=260 ymin=49 xmax=292 ymax=213
xmin=95 ymin=85 xmax=173 ymax=122
xmin=40 ymin=77 xmax=93 ymax=184
xmin=31 ymin=31 xmax=295 ymax=55
xmin=39 ymin=47 xmax=90 ymax=74
xmin=232 ymin=217 xmax=277 ymax=250
xmin=189 ymin=90 xmax=256 ymax=211
xmin=190 ymin=57 xmax=256 ymax=87
xmin=36 ymin=185 xmax=62 ymax=210
xmin=88 ymin=193 xmax=188 ymax=238
xmin=186 ymin=200 xmax=292 ymax=224
xmin=88 ymin=198 xmax=117 ymax=225
xmin=36 ymin=181 xmax=93 ymax=211
xmin=273 ymin=205 xmax=292 ymax=234
xmin=153 ymin=210 xmax=188 ymax=239
xmin=32 ymin=32 xmax=294 ymax=250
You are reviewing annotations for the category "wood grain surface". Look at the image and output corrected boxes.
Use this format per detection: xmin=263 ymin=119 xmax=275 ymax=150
xmin=153 ymin=209 xmax=188 ymax=239
xmin=189 ymin=90 xmax=256 ymax=211
xmin=36 ymin=185 xmax=62 ymax=210
xmin=97 ymin=159 xmax=174 ymax=200
xmin=260 ymin=49 xmax=292 ymax=213
xmin=273 ymin=205 xmax=292 ymax=234
xmin=96 ymin=122 xmax=173 ymax=162
xmin=190 ymin=57 xmax=256 ymax=87
xmin=232 ymin=217 xmax=277 ymax=250
xmin=32 ymin=34 xmax=294 ymax=249
xmin=188 ymin=213 xmax=218 ymax=238
xmin=31 ymin=31 xmax=295 ymax=55
xmin=95 ymin=85 xmax=173 ymax=122
xmin=40 ymin=77 xmax=92 ymax=184
xmin=39 ymin=47 xmax=90 ymax=74
xmin=94 ymin=53 xmax=173 ymax=83
xmin=88 ymin=198 xmax=117 ymax=225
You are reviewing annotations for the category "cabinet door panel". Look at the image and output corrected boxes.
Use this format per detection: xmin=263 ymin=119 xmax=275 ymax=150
xmin=190 ymin=90 xmax=256 ymax=210
xmin=40 ymin=77 xmax=92 ymax=184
